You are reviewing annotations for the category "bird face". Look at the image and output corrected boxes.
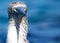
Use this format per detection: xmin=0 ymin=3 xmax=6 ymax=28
xmin=12 ymin=7 xmax=26 ymax=16
xmin=8 ymin=2 xmax=27 ymax=18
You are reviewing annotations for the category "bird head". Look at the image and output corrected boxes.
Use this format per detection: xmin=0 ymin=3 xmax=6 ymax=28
xmin=8 ymin=2 xmax=27 ymax=18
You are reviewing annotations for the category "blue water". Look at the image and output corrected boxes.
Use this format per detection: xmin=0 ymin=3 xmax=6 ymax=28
xmin=0 ymin=0 xmax=60 ymax=43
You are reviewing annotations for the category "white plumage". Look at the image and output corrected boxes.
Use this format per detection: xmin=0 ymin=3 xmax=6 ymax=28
xmin=6 ymin=2 xmax=29 ymax=43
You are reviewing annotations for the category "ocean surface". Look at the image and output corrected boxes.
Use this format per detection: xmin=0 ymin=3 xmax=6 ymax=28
xmin=0 ymin=0 xmax=60 ymax=43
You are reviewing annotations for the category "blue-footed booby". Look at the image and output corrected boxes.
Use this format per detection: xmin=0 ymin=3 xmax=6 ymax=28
xmin=6 ymin=2 xmax=29 ymax=43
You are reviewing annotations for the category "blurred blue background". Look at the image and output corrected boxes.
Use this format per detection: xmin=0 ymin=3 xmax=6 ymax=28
xmin=0 ymin=0 xmax=60 ymax=43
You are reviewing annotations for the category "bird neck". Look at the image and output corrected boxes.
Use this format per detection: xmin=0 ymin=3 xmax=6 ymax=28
xmin=7 ymin=18 xmax=17 ymax=43
xmin=8 ymin=16 xmax=28 ymax=43
xmin=9 ymin=18 xmax=16 ymax=26
xmin=18 ymin=16 xmax=28 ymax=43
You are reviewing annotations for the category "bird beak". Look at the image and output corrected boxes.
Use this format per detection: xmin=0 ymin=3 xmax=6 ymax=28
xmin=16 ymin=7 xmax=26 ymax=16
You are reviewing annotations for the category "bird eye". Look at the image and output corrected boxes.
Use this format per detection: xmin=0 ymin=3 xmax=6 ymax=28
xmin=25 ymin=10 xmax=27 ymax=13
xmin=12 ymin=8 xmax=17 ymax=12
xmin=13 ymin=8 xmax=17 ymax=12
xmin=23 ymin=7 xmax=27 ymax=13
